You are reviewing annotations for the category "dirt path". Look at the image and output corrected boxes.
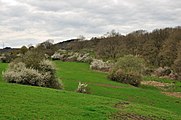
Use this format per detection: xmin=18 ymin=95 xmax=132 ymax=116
xmin=89 ymin=82 xmax=127 ymax=88
xmin=141 ymin=81 xmax=181 ymax=98
xmin=141 ymin=81 xmax=171 ymax=87
xmin=72 ymin=80 xmax=128 ymax=89
xmin=162 ymin=92 xmax=181 ymax=98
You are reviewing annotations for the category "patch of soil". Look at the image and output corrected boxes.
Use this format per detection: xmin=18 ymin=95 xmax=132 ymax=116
xmin=114 ymin=102 xmax=130 ymax=108
xmin=111 ymin=102 xmax=157 ymax=120
xmin=85 ymin=81 xmax=128 ymax=88
xmin=111 ymin=112 xmax=155 ymax=120
xmin=162 ymin=92 xmax=181 ymax=98
xmin=141 ymin=81 xmax=171 ymax=87
xmin=72 ymin=81 xmax=126 ymax=89
xmin=93 ymin=83 xmax=125 ymax=88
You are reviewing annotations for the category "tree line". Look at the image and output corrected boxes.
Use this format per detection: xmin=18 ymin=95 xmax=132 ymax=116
xmin=55 ymin=26 xmax=181 ymax=69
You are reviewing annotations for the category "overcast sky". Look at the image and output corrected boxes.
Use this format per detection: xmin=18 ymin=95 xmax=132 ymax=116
xmin=0 ymin=0 xmax=180 ymax=48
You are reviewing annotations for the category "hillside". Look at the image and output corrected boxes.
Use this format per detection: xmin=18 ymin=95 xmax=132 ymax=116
xmin=55 ymin=61 xmax=181 ymax=119
xmin=1 ymin=0 xmax=181 ymax=119
xmin=0 ymin=63 xmax=117 ymax=120
xmin=1 ymin=62 xmax=181 ymax=120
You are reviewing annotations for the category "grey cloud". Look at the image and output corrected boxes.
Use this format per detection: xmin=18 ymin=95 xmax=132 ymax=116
xmin=0 ymin=0 xmax=181 ymax=48
xmin=4 ymin=38 xmax=38 ymax=47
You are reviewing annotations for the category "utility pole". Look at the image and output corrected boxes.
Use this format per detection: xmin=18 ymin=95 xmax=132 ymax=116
xmin=0 ymin=40 xmax=5 ymax=49
xmin=2 ymin=41 xmax=4 ymax=49
xmin=1 ymin=40 xmax=5 ymax=49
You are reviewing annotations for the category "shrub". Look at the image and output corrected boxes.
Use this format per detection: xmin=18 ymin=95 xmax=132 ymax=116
xmin=108 ymin=69 xmax=141 ymax=87
xmin=51 ymin=52 xmax=62 ymax=60
xmin=3 ymin=63 xmax=40 ymax=84
xmin=66 ymin=55 xmax=77 ymax=62
xmin=51 ymin=50 xmax=93 ymax=63
xmin=172 ymin=55 xmax=181 ymax=80
xmin=15 ymin=49 xmax=46 ymax=69
xmin=143 ymin=68 xmax=154 ymax=76
xmin=115 ymin=55 xmax=146 ymax=75
xmin=20 ymin=46 xmax=28 ymax=54
xmin=168 ymin=73 xmax=178 ymax=80
xmin=39 ymin=60 xmax=55 ymax=74
xmin=76 ymin=82 xmax=90 ymax=94
xmin=3 ymin=49 xmax=62 ymax=89
xmin=76 ymin=53 xmax=93 ymax=63
xmin=1 ymin=53 xmax=15 ymax=63
xmin=108 ymin=55 xmax=144 ymax=86
xmin=154 ymin=67 xmax=172 ymax=77
xmin=90 ymin=59 xmax=113 ymax=72
xmin=3 ymin=60 xmax=63 ymax=89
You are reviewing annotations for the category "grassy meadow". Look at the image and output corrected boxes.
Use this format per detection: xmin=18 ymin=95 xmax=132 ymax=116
xmin=55 ymin=61 xmax=181 ymax=119
xmin=0 ymin=62 xmax=119 ymax=120
xmin=0 ymin=61 xmax=181 ymax=119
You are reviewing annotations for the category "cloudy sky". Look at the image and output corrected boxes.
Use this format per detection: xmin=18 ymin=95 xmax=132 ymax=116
xmin=0 ymin=0 xmax=180 ymax=48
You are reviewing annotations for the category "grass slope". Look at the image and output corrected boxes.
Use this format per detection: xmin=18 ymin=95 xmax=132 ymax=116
xmin=0 ymin=62 xmax=118 ymax=120
xmin=0 ymin=61 xmax=181 ymax=119
xmin=55 ymin=61 xmax=181 ymax=119
xmin=0 ymin=83 xmax=119 ymax=120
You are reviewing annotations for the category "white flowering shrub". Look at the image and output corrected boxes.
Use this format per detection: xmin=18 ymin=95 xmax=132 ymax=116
xmin=39 ymin=60 xmax=55 ymax=73
xmin=51 ymin=52 xmax=62 ymax=60
xmin=77 ymin=53 xmax=92 ymax=63
xmin=3 ymin=61 xmax=63 ymax=89
xmin=76 ymin=82 xmax=90 ymax=94
xmin=3 ymin=62 xmax=42 ymax=85
xmin=51 ymin=50 xmax=93 ymax=63
xmin=90 ymin=59 xmax=112 ymax=72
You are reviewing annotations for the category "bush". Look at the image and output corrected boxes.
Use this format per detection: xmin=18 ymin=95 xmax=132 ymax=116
xmin=1 ymin=53 xmax=15 ymax=63
xmin=107 ymin=55 xmax=144 ymax=86
xmin=76 ymin=53 xmax=93 ymax=63
xmin=51 ymin=50 xmax=93 ymax=63
xmin=3 ymin=51 xmax=63 ymax=89
xmin=76 ymin=82 xmax=90 ymax=94
xmin=39 ymin=60 xmax=55 ymax=74
xmin=154 ymin=67 xmax=172 ymax=77
xmin=172 ymin=55 xmax=181 ymax=80
xmin=108 ymin=69 xmax=141 ymax=87
xmin=3 ymin=62 xmax=62 ymax=89
xmin=90 ymin=59 xmax=113 ymax=72
xmin=3 ymin=63 xmax=42 ymax=85
xmin=143 ymin=68 xmax=154 ymax=76
xmin=115 ymin=55 xmax=146 ymax=75
xmin=12 ymin=49 xmax=46 ymax=69
xmin=51 ymin=52 xmax=62 ymax=60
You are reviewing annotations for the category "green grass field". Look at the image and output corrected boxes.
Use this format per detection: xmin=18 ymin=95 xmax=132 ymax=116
xmin=0 ymin=61 xmax=181 ymax=119
xmin=55 ymin=61 xmax=181 ymax=119
xmin=0 ymin=62 xmax=119 ymax=120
